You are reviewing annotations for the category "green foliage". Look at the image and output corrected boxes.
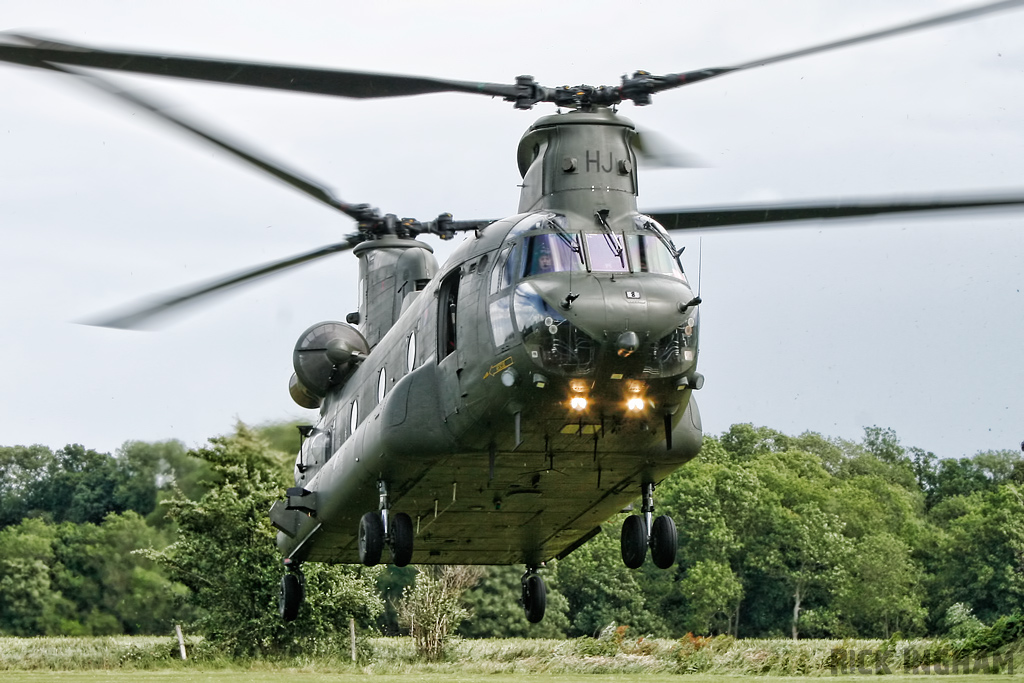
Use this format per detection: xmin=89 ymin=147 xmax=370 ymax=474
xmin=0 ymin=444 xmax=55 ymax=526
xmin=147 ymin=423 xmax=382 ymax=656
xmin=943 ymin=602 xmax=986 ymax=640
xmin=556 ymin=524 xmax=667 ymax=637
xmin=836 ymin=532 xmax=926 ymax=637
xmin=4 ymin=418 xmax=1024 ymax=644
xmin=53 ymin=512 xmax=186 ymax=635
xmin=0 ymin=518 xmax=70 ymax=635
xmin=953 ymin=611 xmax=1024 ymax=656
xmin=376 ymin=564 xmax=418 ymax=635
xmin=460 ymin=564 xmax=570 ymax=638
xmin=0 ymin=513 xmax=185 ymax=636
xmin=927 ymin=485 xmax=1024 ymax=624
xmin=675 ymin=560 xmax=743 ymax=635
xmin=0 ymin=440 xmax=202 ymax=529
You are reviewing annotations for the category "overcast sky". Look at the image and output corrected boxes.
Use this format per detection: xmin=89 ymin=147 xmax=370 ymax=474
xmin=1 ymin=0 xmax=1021 ymax=459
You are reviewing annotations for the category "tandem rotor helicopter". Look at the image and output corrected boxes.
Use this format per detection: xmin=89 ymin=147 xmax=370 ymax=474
xmin=3 ymin=1 xmax=1024 ymax=624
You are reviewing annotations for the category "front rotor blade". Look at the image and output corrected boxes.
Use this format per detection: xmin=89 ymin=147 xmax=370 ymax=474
xmin=646 ymin=193 xmax=1024 ymax=231
xmin=654 ymin=0 xmax=1024 ymax=91
xmin=85 ymin=238 xmax=359 ymax=330
xmin=0 ymin=34 xmax=520 ymax=100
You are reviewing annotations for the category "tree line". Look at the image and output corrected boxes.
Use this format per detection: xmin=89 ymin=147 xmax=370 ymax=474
xmin=0 ymin=422 xmax=1021 ymax=651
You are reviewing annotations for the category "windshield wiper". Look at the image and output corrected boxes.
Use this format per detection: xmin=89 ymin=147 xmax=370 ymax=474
xmin=595 ymin=209 xmax=624 ymax=258
xmin=545 ymin=215 xmax=583 ymax=262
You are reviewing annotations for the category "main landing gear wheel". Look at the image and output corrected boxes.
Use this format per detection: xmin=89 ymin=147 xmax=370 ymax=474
xmin=621 ymin=514 xmax=648 ymax=569
xmin=358 ymin=511 xmax=384 ymax=566
xmin=279 ymin=570 xmax=303 ymax=622
xmin=649 ymin=514 xmax=678 ymax=569
xmin=389 ymin=511 xmax=414 ymax=567
xmin=522 ymin=569 xmax=546 ymax=623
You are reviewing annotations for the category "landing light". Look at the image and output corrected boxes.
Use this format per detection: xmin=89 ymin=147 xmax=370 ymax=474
xmin=626 ymin=397 xmax=645 ymax=412
xmin=570 ymin=396 xmax=588 ymax=411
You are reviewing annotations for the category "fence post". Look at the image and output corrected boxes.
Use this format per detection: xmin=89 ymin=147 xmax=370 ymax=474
xmin=350 ymin=617 xmax=357 ymax=662
xmin=175 ymin=624 xmax=187 ymax=661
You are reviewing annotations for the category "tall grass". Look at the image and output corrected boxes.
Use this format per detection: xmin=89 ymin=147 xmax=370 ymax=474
xmin=1 ymin=631 xmax=1020 ymax=674
xmin=0 ymin=636 xmax=180 ymax=670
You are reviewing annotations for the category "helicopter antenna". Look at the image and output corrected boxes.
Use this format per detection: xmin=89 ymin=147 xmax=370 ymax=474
xmin=697 ymin=237 xmax=703 ymax=298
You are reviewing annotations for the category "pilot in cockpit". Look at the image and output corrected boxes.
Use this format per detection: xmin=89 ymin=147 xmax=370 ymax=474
xmin=535 ymin=244 xmax=554 ymax=273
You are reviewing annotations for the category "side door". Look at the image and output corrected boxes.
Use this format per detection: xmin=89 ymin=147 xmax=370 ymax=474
xmin=437 ymin=267 xmax=462 ymax=419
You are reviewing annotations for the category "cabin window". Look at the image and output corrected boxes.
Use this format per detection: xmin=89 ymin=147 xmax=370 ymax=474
xmin=323 ymin=429 xmax=333 ymax=461
xmin=377 ymin=368 xmax=387 ymax=403
xmin=350 ymin=400 xmax=359 ymax=434
xmin=407 ymin=333 xmax=417 ymax=372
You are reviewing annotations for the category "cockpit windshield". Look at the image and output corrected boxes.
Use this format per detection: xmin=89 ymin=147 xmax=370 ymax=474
xmin=626 ymin=234 xmax=684 ymax=276
xmin=521 ymin=233 xmax=583 ymax=277
xmin=585 ymin=233 xmax=627 ymax=272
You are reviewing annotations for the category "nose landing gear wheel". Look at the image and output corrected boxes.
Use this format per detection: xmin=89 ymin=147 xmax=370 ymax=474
xmin=358 ymin=511 xmax=384 ymax=566
xmin=522 ymin=570 xmax=546 ymax=623
xmin=621 ymin=514 xmax=648 ymax=569
xmin=649 ymin=514 xmax=678 ymax=569
xmin=389 ymin=511 xmax=414 ymax=567
xmin=279 ymin=571 xmax=303 ymax=621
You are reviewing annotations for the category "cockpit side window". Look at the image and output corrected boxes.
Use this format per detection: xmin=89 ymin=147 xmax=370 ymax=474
xmin=490 ymin=246 xmax=514 ymax=294
xmin=521 ymin=234 xmax=583 ymax=277
xmin=488 ymin=247 xmax=516 ymax=349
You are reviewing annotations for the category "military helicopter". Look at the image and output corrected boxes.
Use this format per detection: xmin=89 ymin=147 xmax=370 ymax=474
xmin=3 ymin=0 xmax=1024 ymax=624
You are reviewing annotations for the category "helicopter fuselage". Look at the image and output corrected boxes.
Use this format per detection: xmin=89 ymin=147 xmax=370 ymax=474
xmin=272 ymin=107 xmax=704 ymax=566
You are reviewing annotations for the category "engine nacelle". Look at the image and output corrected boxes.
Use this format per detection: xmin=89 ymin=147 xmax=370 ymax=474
xmin=290 ymin=321 xmax=369 ymax=407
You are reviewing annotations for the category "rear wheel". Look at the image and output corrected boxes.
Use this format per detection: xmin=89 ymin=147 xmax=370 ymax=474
xmin=621 ymin=515 xmax=648 ymax=569
xmin=358 ymin=511 xmax=384 ymax=566
xmin=390 ymin=512 xmax=414 ymax=567
xmin=523 ymin=572 xmax=546 ymax=623
xmin=279 ymin=572 xmax=302 ymax=621
xmin=650 ymin=514 xmax=678 ymax=569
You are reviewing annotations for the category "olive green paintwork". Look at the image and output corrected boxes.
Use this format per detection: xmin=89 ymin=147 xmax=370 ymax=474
xmin=271 ymin=107 xmax=703 ymax=566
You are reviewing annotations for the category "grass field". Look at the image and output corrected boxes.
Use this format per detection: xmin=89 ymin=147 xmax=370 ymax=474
xmin=0 ymin=675 xmax=1020 ymax=683
xmin=1 ymin=635 xmax=1018 ymax=679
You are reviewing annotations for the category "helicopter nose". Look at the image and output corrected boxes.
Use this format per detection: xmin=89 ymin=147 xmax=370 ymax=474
xmin=523 ymin=272 xmax=694 ymax=347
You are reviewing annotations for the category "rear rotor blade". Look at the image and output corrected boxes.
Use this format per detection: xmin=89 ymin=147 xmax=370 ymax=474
xmin=632 ymin=126 xmax=707 ymax=169
xmin=85 ymin=238 xmax=360 ymax=330
xmin=8 ymin=53 xmax=374 ymax=221
xmin=654 ymin=0 xmax=1024 ymax=92
xmin=646 ymin=193 xmax=1024 ymax=232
